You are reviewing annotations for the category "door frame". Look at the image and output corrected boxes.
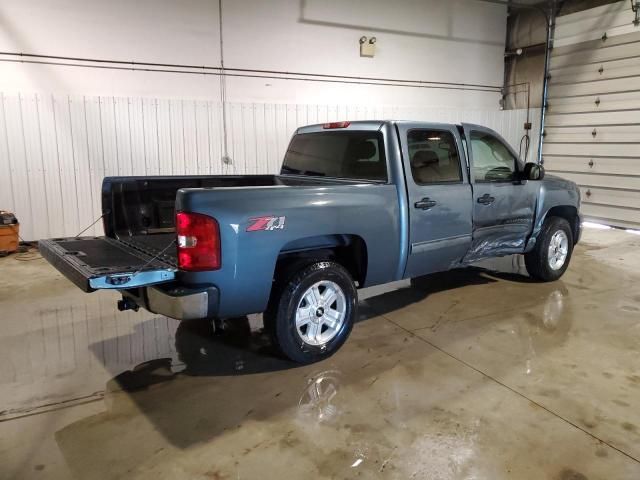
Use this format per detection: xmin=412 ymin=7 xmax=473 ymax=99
xmin=461 ymin=123 xmax=537 ymax=261
xmin=395 ymin=121 xmax=473 ymax=278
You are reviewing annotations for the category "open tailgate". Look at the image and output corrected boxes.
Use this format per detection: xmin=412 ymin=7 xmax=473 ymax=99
xmin=39 ymin=237 xmax=176 ymax=292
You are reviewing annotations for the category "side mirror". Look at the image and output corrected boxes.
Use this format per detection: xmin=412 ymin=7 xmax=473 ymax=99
xmin=523 ymin=162 xmax=545 ymax=181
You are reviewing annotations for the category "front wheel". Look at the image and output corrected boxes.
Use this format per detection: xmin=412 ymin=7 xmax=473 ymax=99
xmin=264 ymin=261 xmax=357 ymax=364
xmin=525 ymin=216 xmax=574 ymax=282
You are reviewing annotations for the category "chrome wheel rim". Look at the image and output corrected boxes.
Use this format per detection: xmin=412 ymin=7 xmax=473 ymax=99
xmin=548 ymin=230 xmax=569 ymax=270
xmin=296 ymin=281 xmax=346 ymax=346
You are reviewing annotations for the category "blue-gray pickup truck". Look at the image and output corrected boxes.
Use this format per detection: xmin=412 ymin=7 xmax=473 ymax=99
xmin=40 ymin=120 xmax=581 ymax=363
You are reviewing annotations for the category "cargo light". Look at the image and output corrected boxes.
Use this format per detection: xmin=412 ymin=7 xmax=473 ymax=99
xmin=323 ymin=121 xmax=351 ymax=129
xmin=176 ymin=211 xmax=221 ymax=271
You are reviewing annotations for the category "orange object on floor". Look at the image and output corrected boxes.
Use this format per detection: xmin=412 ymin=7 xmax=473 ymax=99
xmin=0 ymin=211 xmax=19 ymax=254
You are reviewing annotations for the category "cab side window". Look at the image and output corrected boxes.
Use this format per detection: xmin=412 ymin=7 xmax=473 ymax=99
xmin=470 ymin=132 xmax=517 ymax=182
xmin=407 ymin=130 xmax=462 ymax=184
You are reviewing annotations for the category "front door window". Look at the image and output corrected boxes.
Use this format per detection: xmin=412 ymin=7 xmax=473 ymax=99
xmin=470 ymin=132 xmax=517 ymax=182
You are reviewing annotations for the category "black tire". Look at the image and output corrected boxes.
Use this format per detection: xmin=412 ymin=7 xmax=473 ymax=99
xmin=525 ymin=216 xmax=573 ymax=282
xmin=264 ymin=261 xmax=357 ymax=364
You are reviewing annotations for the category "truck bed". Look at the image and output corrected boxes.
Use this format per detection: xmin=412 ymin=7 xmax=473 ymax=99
xmin=102 ymin=173 xmax=372 ymax=239
xmin=119 ymin=234 xmax=177 ymax=265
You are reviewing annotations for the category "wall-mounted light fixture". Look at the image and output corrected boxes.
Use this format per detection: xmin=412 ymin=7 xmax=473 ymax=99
xmin=504 ymin=47 xmax=523 ymax=57
xmin=359 ymin=36 xmax=377 ymax=58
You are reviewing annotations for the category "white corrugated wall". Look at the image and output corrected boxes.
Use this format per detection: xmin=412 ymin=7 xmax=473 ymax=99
xmin=0 ymin=92 xmax=539 ymax=240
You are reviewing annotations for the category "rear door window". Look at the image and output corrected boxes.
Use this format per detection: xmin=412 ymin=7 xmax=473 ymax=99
xmin=407 ymin=130 xmax=462 ymax=184
xmin=282 ymin=132 xmax=387 ymax=182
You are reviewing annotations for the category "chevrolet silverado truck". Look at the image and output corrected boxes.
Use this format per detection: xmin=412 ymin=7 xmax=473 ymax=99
xmin=40 ymin=121 xmax=581 ymax=363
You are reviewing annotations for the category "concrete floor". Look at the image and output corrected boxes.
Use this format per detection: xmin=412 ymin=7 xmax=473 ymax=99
xmin=1 ymin=228 xmax=640 ymax=480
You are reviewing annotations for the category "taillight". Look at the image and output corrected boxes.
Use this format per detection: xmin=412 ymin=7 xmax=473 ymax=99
xmin=323 ymin=121 xmax=350 ymax=129
xmin=176 ymin=212 xmax=220 ymax=271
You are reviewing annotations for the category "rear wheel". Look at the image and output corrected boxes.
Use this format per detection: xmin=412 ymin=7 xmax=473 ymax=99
xmin=525 ymin=216 xmax=573 ymax=282
xmin=264 ymin=261 xmax=357 ymax=364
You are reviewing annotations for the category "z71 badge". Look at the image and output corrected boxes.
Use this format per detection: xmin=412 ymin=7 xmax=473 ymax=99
xmin=246 ymin=216 xmax=286 ymax=232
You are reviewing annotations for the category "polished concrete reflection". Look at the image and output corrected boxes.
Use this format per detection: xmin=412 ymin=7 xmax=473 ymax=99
xmin=1 ymin=228 xmax=639 ymax=479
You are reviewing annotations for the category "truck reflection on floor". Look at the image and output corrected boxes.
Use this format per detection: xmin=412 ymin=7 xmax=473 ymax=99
xmin=107 ymin=316 xmax=296 ymax=395
xmin=297 ymin=369 xmax=343 ymax=426
xmin=516 ymin=287 xmax=571 ymax=376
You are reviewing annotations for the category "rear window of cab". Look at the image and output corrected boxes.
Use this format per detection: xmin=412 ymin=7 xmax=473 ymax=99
xmin=281 ymin=131 xmax=387 ymax=182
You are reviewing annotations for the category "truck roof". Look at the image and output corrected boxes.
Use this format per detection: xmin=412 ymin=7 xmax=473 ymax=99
xmin=296 ymin=120 xmax=489 ymax=134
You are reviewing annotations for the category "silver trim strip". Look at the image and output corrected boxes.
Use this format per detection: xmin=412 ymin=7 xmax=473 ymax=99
xmin=89 ymin=269 xmax=176 ymax=289
xmin=411 ymin=234 xmax=471 ymax=254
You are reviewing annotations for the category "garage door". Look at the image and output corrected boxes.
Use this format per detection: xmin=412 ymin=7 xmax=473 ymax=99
xmin=543 ymin=1 xmax=640 ymax=228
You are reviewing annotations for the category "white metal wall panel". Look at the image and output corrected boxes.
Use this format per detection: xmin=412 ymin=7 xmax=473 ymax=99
xmin=545 ymin=156 xmax=640 ymax=176
xmin=545 ymin=110 xmax=639 ymax=126
xmin=551 ymin=55 xmax=640 ymax=83
xmin=544 ymin=125 xmax=640 ymax=143
xmin=547 ymin=77 xmax=640 ymax=98
xmin=553 ymin=1 xmax=640 ymax=47
xmin=0 ymin=92 xmax=538 ymax=240
xmin=556 ymin=171 xmax=640 ymax=190
xmin=544 ymin=0 xmax=640 ymax=228
xmin=550 ymin=33 xmax=640 ymax=69
xmin=544 ymin=143 xmax=637 ymax=157
xmin=547 ymin=90 xmax=640 ymax=114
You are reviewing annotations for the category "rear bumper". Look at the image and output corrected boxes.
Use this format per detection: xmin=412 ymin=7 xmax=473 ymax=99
xmin=124 ymin=284 xmax=219 ymax=320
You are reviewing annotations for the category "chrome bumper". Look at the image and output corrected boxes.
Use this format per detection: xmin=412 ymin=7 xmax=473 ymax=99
xmin=123 ymin=284 xmax=219 ymax=320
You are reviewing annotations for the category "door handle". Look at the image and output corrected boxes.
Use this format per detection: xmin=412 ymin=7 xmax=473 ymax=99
xmin=477 ymin=193 xmax=495 ymax=205
xmin=414 ymin=198 xmax=437 ymax=210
